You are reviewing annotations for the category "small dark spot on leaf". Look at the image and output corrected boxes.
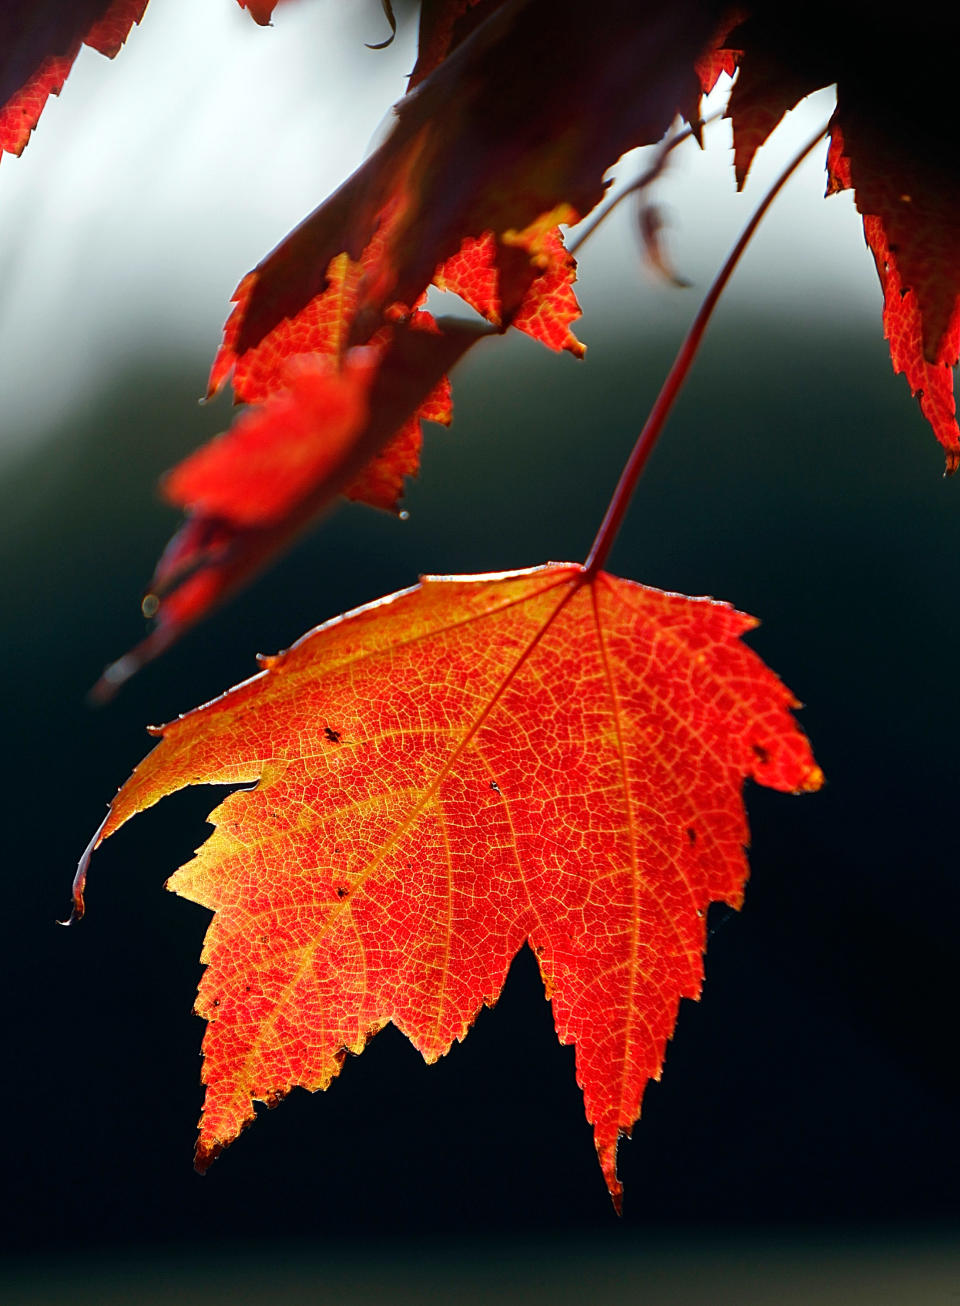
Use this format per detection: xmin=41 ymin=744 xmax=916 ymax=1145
xmin=686 ymin=827 xmax=696 ymax=844
xmin=324 ymin=726 xmax=342 ymax=743
xmin=335 ymin=886 xmax=348 ymax=899
xmin=490 ymin=780 xmax=501 ymax=794
xmin=751 ymin=743 xmax=770 ymax=764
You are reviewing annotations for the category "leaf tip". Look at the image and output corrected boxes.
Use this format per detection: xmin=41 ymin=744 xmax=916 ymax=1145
xmin=62 ymin=811 xmax=111 ymax=925
xmin=57 ymin=903 xmax=83 ymax=928
xmin=598 ymin=1144 xmax=625 ymax=1215
xmin=193 ymin=1139 xmax=220 ymax=1174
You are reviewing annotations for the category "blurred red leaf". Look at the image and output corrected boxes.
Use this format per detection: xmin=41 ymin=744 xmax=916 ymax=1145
xmin=92 ymin=314 xmax=480 ymax=700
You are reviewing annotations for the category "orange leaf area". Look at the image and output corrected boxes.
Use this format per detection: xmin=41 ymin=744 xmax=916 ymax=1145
xmin=431 ymin=208 xmax=585 ymax=356
xmin=0 ymin=0 xmax=146 ymax=157
xmin=83 ymin=563 xmax=821 ymax=1205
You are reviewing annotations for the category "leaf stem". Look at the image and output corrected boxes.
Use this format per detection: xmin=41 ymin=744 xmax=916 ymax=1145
xmin=583 ymin=123 xmax=829 ymax=577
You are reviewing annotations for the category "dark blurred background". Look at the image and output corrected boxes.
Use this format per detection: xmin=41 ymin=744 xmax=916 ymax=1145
xmin=1 ymin=2 xmax=958 ymax=1302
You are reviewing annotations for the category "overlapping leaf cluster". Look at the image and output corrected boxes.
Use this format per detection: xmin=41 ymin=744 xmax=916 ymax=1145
xmin=8 ymin=3 xmax=955 ymax=663
xmin=106 ymin=0 xmax=722 ymax=684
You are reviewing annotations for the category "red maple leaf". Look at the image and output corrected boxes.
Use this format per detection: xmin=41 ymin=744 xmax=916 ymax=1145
xmin=75 ymin=562 xmax=821 ymax=1207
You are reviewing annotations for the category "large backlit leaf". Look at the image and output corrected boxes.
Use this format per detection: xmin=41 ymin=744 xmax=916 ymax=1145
xmin=78 ymin=562 xmax=821 ymax=1206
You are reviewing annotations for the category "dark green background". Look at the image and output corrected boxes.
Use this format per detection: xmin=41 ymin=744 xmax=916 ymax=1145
xmin=2 ymin=263 xmax=958 ymax=1293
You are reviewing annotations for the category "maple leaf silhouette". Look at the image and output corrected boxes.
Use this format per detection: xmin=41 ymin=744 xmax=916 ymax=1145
xmin=75 ymin=563 xmax=821 ymax=1207
xmin=703 ymin=5 xmax=960 ymax=469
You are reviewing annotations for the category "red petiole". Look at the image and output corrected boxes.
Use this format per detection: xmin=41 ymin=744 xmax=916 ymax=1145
xmin=583 ymin=123 xmax=829 ymax=577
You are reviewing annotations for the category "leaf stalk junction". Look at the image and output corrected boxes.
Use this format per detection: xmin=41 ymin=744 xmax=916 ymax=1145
xmin=64 ymin=125 xmax=827 ymax=931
